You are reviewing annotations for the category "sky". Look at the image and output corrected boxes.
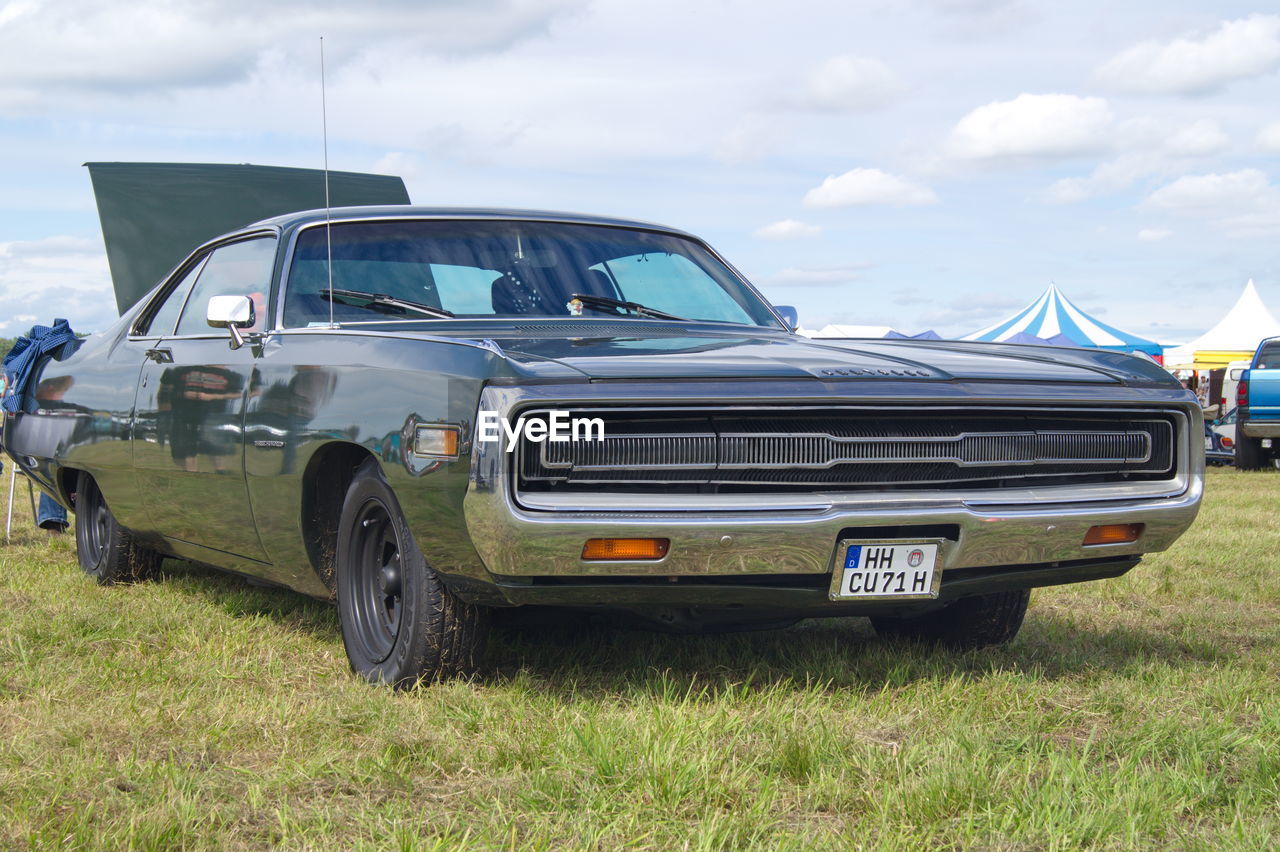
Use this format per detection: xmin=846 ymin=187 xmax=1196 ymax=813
xmin=1 ymin=0 xmax=1279 ymax=343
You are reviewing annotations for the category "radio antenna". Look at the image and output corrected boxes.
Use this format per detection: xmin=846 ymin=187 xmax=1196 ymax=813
xmin=320 ymin=36 xmax=335 ymax=327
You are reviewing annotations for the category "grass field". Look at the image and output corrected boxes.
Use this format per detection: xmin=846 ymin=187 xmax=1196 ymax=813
xmin=1 ymin=468 xmax=1277 ymax=850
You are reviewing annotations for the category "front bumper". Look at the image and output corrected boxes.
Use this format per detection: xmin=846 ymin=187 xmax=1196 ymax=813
xmin=457 ymin=382 xmax=1203 ymax=609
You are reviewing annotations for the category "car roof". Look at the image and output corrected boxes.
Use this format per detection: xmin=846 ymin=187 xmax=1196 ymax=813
xmin=247 ymin=205 xmax=698 ymax=239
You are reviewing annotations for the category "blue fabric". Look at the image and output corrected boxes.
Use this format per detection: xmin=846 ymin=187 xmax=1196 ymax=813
xmin=2 ymin=318 xmax=82 ymax=414
xmin=37 ymin=493 xmax=67 ymax=530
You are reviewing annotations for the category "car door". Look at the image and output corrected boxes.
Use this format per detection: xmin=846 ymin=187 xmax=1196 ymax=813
xmin=133 ymin=234 xmax=276 ymax=562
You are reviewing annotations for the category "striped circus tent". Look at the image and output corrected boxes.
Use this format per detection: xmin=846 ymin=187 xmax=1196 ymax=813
xmin=961 ymin=283 xmax=1162 ymax=356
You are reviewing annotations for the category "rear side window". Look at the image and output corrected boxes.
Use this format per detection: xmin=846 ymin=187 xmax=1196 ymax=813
xmin=174 ymin=237 xmax=276 ymax=336
xmin=1257 ymin=342 xmax=1280 ymax=370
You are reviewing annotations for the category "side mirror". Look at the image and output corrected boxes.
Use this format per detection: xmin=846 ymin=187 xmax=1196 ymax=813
xmin=206 ymin=295 xmax=255 ymax=349
xmin=774 ymin=305 xmax=799 ymax=331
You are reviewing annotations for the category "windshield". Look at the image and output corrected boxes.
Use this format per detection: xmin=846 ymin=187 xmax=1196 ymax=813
xmin=283 ymin=219 xmax=781 ymax=328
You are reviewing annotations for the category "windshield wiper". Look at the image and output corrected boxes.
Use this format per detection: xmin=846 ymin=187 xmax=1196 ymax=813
xmin=569 ymin=292 xmax=685 ymax=321
xmin=320 ymin=287 xmax=454 ymax=319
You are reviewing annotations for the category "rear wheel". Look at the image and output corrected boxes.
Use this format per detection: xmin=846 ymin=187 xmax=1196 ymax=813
xmin=871 ymin=589 xmax=1031 ymax=650
xmin=1234 ymin=423 xmax=1263 ymax=470
xmin=336 ymin=458 xmax=488 ymax=687
xmin=74 ymin=471 xmax=160 ymax=584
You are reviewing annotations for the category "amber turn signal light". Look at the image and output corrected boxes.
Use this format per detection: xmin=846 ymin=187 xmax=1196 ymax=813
xmin=413 ymin=424 xmax=460 ymax=458
xmin=1083 ymin=523 xmax=1144 ymax=546
xmin=581 ymin=538 xmax=670 ymax=561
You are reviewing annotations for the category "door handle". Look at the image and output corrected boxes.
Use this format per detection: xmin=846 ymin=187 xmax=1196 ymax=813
xmin=144 ymin=347 xmax=173 ymax=364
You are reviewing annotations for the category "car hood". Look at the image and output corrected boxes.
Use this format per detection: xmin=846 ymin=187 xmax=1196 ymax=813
xmin=453 ymin=326 xmax=1176 ymax=386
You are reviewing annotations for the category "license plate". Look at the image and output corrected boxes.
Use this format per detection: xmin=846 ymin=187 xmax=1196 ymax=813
xmin=829 ymin=539 xmax=943 ymax=600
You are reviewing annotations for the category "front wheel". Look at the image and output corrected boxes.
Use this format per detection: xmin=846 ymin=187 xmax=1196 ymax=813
xmin=74 ymin=471 xmax=160 ymax=584
xmin=871 ymin=589 xmax=1031 ymax=650
xmin=336 ymin=458 xmax=489 ymax=687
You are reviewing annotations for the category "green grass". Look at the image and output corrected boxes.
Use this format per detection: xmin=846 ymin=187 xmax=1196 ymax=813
xmin=1 ymin=468 xmax=1278 ymax=850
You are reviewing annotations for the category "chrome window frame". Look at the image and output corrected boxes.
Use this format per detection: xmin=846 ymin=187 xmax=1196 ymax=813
xmin=127 ymin=227 xmax=282 ymax=343
xmin=272 ymin=214 xmax=791 ymax=333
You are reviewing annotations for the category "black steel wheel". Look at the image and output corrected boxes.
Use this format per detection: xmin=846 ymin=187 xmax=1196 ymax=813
xmin=344 ymin=498 xmax=405 ymax=664
xmin=74 ymin=470 xmax=159 ymax=585
xmin=871 ymin=589 xmax=1031 ymax=650
xmin=336 ymin=458 xmax=488 ymax=687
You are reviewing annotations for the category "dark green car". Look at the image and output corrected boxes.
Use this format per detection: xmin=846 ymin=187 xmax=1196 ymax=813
xmin=4 ymin=207 xmax=1203 ymax=686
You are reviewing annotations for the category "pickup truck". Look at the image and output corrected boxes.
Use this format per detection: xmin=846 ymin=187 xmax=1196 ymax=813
xmin=1234 ymin=336 xmax=1280 ymax=469
xmin=3 ymin=206 xmax=1206 ymax=687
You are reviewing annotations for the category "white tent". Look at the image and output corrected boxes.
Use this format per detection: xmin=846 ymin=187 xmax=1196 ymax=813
xmin=1163 ymin=280 xmax=1280 ymax=369
xmin=811 ymin=323 xmax=899 ymax=338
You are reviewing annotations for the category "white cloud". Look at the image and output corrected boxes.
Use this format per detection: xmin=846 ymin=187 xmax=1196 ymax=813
xmin=0 ymin=0 xmax=37 ymax=29
xmin=1143 ymin=169 xmax=1280 ymax=236
xmin=1144 ymin=169 xmax=1271 ymax=213
xmin=371 ymin=151 xmax=425 ymax=180
xmin=1258 ymin=121 xmax=1280 ymax=152
xmin=0 ymin=236 xmax=117 ymax=332
xmin=1163 ymin=119 xmax=1229 ymax=156
xmin=753 ymin=219 xmax=822 ymax=240
xmin=1137 ymin=228 xmax=1172 ymax=242
xmin=802 ymin=168 xmax=938 ymax=207
xmin=1043 ymin=119 xmax=1229 ymax=203
xmin=0 ymin=0 xmax=583 ymax=106
xmin=714 ymin=115 xmax=784 ymax=165
xmin=1044 ymin=156 xmax=1159 ymax=204
xmin=1094 ymin=14 xmax=1280 ymax=96
xmin=919 ymin=294 xmax=1025 ymax=331
xmin=769 ymin=266 xmax=868 ymax=286
xmin=949 ymin=94 xmax=1112 ymax=160
xmin=793 ymin=55 xmax=904 ymax=112
xmin=1044 ymin=177 xmax=1091 ymax=205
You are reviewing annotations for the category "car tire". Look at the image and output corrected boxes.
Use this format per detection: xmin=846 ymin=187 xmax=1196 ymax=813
xmin=336 ymin=458 xmax=488 ymax=687
xmin=870 ymin=589 xmax=1031 ymax=650
xmin=1234 ymin=423 xmax=1262 ymax=470
xmin=74 ymin=471 xmax=160 ymax=585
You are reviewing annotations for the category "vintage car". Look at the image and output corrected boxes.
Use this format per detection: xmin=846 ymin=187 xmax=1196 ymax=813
xmin=4 ymin=206 xmax=1203 ymax=686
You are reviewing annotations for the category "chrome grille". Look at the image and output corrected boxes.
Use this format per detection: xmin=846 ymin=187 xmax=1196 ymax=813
xmin=517 ymin=407 xmax=1179 ymax=493
xmin=712 ymin=430 xmax=1151 ymax=469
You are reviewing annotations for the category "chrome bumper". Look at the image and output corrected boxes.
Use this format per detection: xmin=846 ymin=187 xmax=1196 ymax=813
xmin=464 ymin=481 xmax=1202 ymax=579
xmin=1240 ymin=421 xmax=1280 ymax=439
xmin=460 ymin=384 xmax=1204 ymax=599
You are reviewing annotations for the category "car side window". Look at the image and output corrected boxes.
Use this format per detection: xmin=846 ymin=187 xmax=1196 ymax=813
xmin=138 ymin=256 xmax=206 ymax=336
xmin=174 ymin=237 xmax=276 ymax=336
xmin=1257 ymin=343 xmax=1280 ymax=370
